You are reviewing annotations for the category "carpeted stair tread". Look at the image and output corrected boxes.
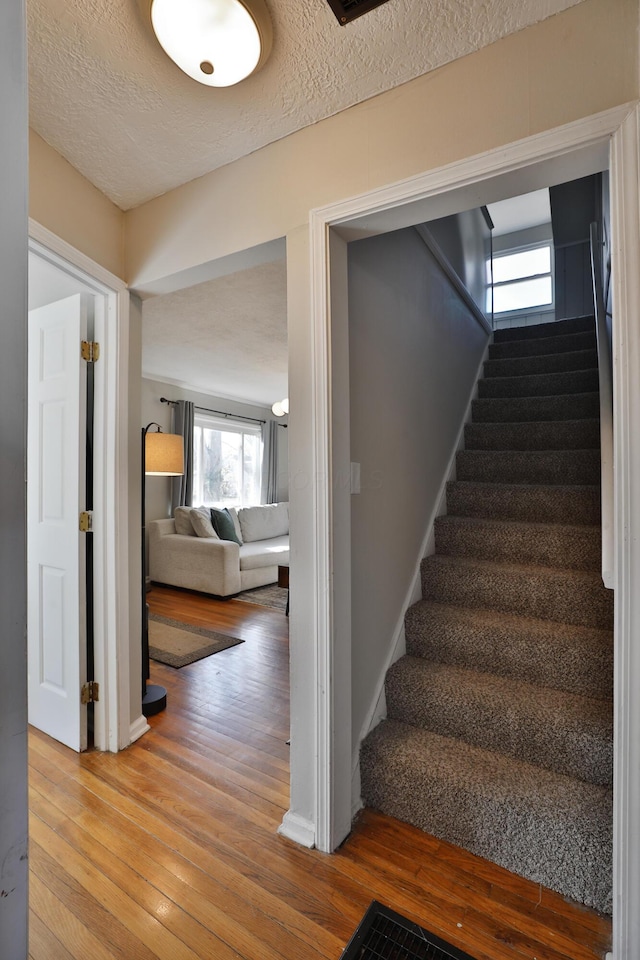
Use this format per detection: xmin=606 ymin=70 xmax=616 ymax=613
xmin=445 ymin=480 xmax=601 ymax=525
xmin=484 ymin=349 xmax=597 ymax=379
xmin=456 ymin=448 xmax=600 ymax=485
xmin=361 ymin=314 xmax=613 ymax=912
xmin=421 ymin=554 xmax=613 ymax=629
xmin=493 ymin=315 xmax=594 ymax=343
xmin=488 ymin=329 xmax=595 ymax=360
xmin=404 ymin=600 xmax=612 ymax=699
xmin=478 ymin=367 xmax=599 ymax=398
xmin=385 ymin=657 xmax=612 ymax=785
xmin=465 ymin=418 xmax=600 ymax=451
xmin=434 ymin=515 xmax=601 ymax=571
xmin=471 ymin=392 xmax=600 ymax=423
xmin=359 ymin=719 xmax=612 ymax=913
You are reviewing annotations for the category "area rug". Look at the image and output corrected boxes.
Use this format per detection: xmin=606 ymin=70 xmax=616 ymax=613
xmin=148 ymin=613 xmax=243 ymax=668
xmin=235 ymin=584 xmax=288 ymax=611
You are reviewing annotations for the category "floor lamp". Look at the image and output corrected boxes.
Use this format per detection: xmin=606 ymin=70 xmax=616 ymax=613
xmin=142 ymin=423 xmax=184 ymax=717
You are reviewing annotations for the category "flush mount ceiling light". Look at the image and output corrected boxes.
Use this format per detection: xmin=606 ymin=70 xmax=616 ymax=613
xmin=145 ymin=0 xmax=273 ymax=87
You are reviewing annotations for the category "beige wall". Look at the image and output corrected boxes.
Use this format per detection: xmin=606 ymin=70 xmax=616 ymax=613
xmin=29 ymin=129 xmax=125 ymax=279
xmin=125 ymin=0 xmax=638 ymax=291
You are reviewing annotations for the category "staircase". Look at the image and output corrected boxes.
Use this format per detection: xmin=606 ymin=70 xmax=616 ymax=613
xmin=359 ymin=315 xmax=614 ymax=914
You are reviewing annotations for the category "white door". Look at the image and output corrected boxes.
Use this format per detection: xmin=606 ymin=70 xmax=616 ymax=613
xmin=27 ymin=293 xmax=90 ymax=751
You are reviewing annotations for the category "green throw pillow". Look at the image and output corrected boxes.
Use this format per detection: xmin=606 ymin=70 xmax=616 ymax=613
xmin=210 ymin=507 xmax=242 ymax=545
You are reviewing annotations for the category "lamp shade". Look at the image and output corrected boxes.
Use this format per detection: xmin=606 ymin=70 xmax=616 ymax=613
xmin=145 ymin=432 xmax=185 ymax=476
xmin=148 ymin=0 xmax=273 ymax=87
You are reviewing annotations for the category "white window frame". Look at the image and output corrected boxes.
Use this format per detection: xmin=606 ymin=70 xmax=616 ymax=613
xmin=488 ymin=239 xmax=555 ymax=318
xmin=192 ymin=412 xmax=263 ymax=508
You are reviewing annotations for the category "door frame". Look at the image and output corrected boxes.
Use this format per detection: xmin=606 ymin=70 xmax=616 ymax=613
xmin=28 ymin=220 xmax=131 ymax=753
xmin=306 ymin=102 xmax=640 ymax=959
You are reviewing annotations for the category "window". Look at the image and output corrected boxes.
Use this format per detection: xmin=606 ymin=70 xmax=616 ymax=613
xmin=487 ymin=242 xmax=554 ymax=315
xmin=192 ymin=414 xmax=263 ymax=508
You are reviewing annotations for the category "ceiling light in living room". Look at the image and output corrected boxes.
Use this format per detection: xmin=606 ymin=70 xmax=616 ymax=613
xmin=272 ymin=397 xmax=289 ymax=417
xmin=146 ymin=0 xmax=273 ymax=87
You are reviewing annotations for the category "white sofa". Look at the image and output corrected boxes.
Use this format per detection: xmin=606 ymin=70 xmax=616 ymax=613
xmin=148 ymin=502 xmax=289 ymax=598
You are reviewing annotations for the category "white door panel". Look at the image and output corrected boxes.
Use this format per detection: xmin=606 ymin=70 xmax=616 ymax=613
xmin=28 ymin=293 xmax=89 ymax=751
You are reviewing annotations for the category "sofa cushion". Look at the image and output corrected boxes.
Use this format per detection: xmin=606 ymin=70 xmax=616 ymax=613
xmin=189 ymin=507 xmax=219 ymax=539
xmin=227 ymin=507 xmax=244 ymax=544
xmin=239 ymin=536 xmax=289 ymax=571
xmin=174 ymin=506 xmax=195 ymax=536
xmin=210 ymin=507 xmax=242 ymax=545
xmin=238 ymin=502 xmax=289 ymax=543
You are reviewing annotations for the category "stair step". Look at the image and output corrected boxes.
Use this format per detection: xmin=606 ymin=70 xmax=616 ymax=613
xmin=484 ymin=349 xmax=597 ymax=380
xmin=478 ymin=367 xmax=599 ymax=398
xmin=405 ymin=601 xmax=613 ymax=699
xmin=456 ymin=448 xmax=600 ymax=485
xmin=488 ymin=330 xmax=595 ymax=360
xmin=493 ymin=315 xmax=594 ymax=343
xmin=385 ymin=657 xmax=612 ymax=785
xmin=471 ymin=392 xmax=600 ymax=423
xmin=360 ymin=719 xmax=612 ymax=913
xmin=465 ymin=418 xmax=600 ymax=451
xmin=420 ymin=554 xmax=613 ymax=629
xmin=434 ymin=515 xmax=601 ymax=571
xmin=446 ymin=480 xmax=601 ymax=525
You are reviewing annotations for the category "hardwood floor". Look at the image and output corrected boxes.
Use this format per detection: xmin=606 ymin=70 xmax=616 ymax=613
xmin=28 ymin=585 xmax=611 ymax=960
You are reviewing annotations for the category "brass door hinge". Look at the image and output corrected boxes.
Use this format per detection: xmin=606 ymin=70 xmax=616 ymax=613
xmin=79 ymin=511 xmax=93 ymax=532
xmin=80 ymin=340 xmax=100 ymax=362
xmin=81 ymin=681 xmax=99 ymax=704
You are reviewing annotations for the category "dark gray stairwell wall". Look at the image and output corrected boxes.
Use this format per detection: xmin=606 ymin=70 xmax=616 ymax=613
xmin=348 ymin=227 xmax=489 ymax=756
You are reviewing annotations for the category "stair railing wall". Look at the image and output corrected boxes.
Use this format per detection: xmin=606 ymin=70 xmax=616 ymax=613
xmin=590 ymin=220 xmax=614 ymax=589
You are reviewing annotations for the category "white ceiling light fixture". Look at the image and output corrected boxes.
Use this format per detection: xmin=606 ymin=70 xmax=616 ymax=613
xmin=146 ymin=0 xmax=273 ymax=88
xmin=272 ymin=398 xmax=288 ymax=417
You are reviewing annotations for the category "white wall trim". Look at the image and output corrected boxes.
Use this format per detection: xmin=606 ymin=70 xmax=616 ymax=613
xmin=310 ymin=213 xmax=333 ymax=853
xmin=129 ymin=714 xmax=150 ymax=745
xmin=28 ymin=220 xmax=127 ymax=294
xmin=610 ymin=105 xmax=640 ymax=960
xmin=308 ymin=102 xmax=639 ymax=959
xmin=28 ymin=220 xmax=130 ymax=754
xmin=277 ymin=810 xmax=316 ymax=848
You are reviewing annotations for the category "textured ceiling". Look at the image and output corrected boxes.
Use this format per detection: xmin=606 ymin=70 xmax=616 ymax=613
xmin=28 ymin=0 xmax=583 ymax=211
xmin=142 ymin=258 xmax=288 ymax=405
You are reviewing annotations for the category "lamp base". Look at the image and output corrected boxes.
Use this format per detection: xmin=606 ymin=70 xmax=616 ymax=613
xmin=142 ymin=683 xmax=167 ymax=717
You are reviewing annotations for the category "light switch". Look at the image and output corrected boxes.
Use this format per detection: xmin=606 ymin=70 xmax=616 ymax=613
xmin=350 ymin=462 xmax=361 ymax=494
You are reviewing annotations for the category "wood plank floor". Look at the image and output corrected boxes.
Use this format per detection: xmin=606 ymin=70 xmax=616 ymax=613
xmin=28 ymin=585 xmax=611 ymax=960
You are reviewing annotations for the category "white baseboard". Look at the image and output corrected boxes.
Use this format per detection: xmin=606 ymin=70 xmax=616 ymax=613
xmin=129 ymin=714 xmax=150 ymax=745
xmin=278 ymin=810 xmax=316 ymax=848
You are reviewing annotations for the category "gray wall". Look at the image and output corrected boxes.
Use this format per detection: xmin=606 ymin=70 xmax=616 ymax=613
xmin=550 ymin=175 xmax=598 ymax=320
xmin=427 ymin=208 xmax=492 ymax=317
xmin=0 ymin=0 xmax=28 ymax=953
xmin=348 ymin=228 xmax=489 ymax=750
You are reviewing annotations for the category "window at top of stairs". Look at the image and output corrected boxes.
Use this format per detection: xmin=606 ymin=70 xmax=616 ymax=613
xmin=487 ymin=242 xmax=554 ymax=316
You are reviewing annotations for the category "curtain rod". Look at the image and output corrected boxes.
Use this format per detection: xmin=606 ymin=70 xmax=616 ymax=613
xmin=160 ymin=396 xmax=266 ymax=426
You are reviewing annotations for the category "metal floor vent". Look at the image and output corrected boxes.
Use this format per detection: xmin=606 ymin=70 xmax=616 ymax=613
xmin=340 ymin=902 xmax=477 ymax=960
xmin=325 ymin=0 xmax=393 ymax=25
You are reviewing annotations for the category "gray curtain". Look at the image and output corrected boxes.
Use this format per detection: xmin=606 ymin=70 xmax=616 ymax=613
xmin=170 ymin=400 xmax=194 ymax=513
xmin=261 ymin=419 xmax=278 ymax=503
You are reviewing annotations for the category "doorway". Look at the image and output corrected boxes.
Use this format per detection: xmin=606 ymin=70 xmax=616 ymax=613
xmin=27 ymin=227 xmax=131 ymax=753
xmin=293 ymin=103 xmax=640 ymax=959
